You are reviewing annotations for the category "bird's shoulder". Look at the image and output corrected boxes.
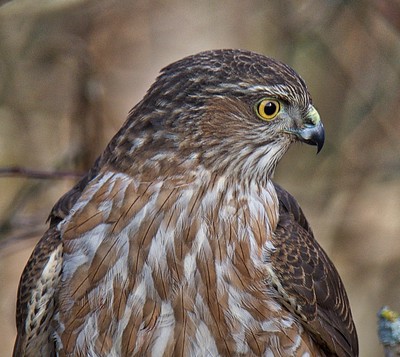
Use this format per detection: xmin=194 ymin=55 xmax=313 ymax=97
xmin=271 ymin=183 xmax=359 ymax=357
xmin=48 ymin=156 xmax=104 ymax=224
xmin=273 ymin=182 xmax=311 ymax=232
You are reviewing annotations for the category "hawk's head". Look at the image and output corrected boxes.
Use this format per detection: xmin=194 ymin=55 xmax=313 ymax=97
xmin=109 ymin=49 xmax=324 ymax=180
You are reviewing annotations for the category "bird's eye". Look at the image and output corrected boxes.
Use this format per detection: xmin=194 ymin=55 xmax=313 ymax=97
xmin=255 ymin=99 xmax=281 ymax=121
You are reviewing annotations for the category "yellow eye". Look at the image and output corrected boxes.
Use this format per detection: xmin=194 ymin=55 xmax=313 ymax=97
xmin=255 ymin=99 xmax=281 ymax=121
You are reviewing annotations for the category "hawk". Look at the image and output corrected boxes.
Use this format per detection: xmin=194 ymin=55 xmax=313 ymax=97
xmin=13 ymin=49 xmax=358 ymax=356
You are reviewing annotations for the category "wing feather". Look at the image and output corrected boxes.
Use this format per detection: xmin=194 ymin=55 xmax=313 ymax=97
xmin=272 ymin=183 xmax=359 ymax=357
xmin=13 ymin=158 xmax=104 ymax=356
xmin=13 ymin=226 xmax=62 ymax=357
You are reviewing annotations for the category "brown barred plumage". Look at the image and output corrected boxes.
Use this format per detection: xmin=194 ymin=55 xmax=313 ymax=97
xmin=14 ymin=49 xmax=358 ymax=356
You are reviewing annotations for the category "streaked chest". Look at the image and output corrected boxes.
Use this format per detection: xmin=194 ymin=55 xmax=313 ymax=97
xmin=57 ymin=171 xmax=310 ymax=356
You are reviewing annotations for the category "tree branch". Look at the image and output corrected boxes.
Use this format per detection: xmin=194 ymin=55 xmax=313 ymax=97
xmin=0 ymin=166 xmax=83 ymax=180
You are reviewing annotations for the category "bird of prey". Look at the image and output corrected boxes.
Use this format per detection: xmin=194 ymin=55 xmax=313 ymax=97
xmin=13 ymin=49 xmax=358 ymax=357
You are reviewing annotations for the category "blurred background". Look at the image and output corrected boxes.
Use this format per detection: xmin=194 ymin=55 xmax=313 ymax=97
xmin=0 ymin=0 xmax=399 ymax=355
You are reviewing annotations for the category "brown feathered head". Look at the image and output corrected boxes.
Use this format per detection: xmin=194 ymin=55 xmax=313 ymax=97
xmin=107 ymin=49 xmax=324 ymax=180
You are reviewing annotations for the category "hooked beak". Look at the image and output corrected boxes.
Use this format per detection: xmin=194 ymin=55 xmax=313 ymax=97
xmin=286 ymin=106 xmax=325 ymax=153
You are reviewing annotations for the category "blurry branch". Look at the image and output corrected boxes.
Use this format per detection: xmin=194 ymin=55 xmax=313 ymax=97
xmin=0 ymin=166 xmax=83 ymax=180
xmin=0 ymin=225 xmax=45 ymax=251
xmin=0 ymin=166 xmax=83 ymax=241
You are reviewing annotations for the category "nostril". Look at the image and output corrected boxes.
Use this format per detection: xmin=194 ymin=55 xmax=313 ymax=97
xmin=303 ymin=117 xmax=315 ymax=127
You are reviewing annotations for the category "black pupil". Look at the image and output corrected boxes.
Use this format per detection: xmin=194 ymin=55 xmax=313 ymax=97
xmin=264 ymin=102 xmax=277 ymax=116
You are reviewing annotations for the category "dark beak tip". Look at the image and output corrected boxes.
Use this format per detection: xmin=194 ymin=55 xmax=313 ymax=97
xmin=296 ymin=122 xmax=325 ymax=154
xmin=303 ymin=137 xmax=324 ymax=154
xmin=316 ymin=130 xmax=325 ymax=154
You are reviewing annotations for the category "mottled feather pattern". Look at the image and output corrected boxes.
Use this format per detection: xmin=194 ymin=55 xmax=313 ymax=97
xmin=13 ymin=49 xmax=358 ymax=357
xmin=14 ymin=226 xmax=62 ymax=357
